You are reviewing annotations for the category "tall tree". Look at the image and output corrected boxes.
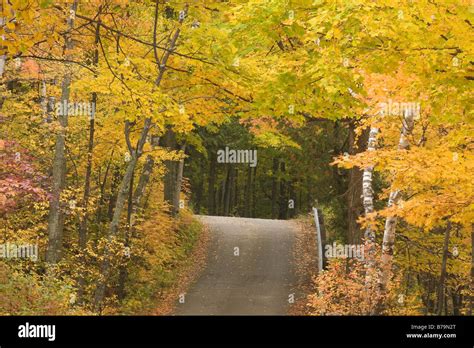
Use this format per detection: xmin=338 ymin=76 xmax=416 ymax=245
xmin=46 ymin=1 xmax=78 ymax=264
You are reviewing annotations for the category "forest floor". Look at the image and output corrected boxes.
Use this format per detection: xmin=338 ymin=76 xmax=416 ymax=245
xmin=173 ymin=216 xmax=299 ymax=315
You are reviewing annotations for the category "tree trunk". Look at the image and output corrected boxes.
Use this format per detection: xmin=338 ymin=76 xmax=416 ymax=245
xmin=118 ymin=168 xmax=135 ymax=301
xmin=378 ymin=111 xmax=415 ymax=307
xmin=219 ymin=175 xmax=225 ymax=216
xmin=118 ymin=153 xmax=156 ymax=298
xmin=347 ymin=123 xmax=369 ymax=244
xmin=245 ymin=166 xmax=252 ymax=217
xmin=172 ymin=143 xmax=186 ymax=216
xmin=452 ymin=289 xmax=462 ymax=315
xmin=77 ymin=92 xmax=96 ymax=302
xmin=157 ymin=6 xmax=188 ymax=215
xmin=288 ymin=181 xmax=295 ymax=219
xmin=195 ymin=177 xmax=203 ymax=214
xmin=223 ymin=165 xmax=232 ymax=216
xmin=162 ymin=128 xmax=179 ymax=214
xmin=230 ymin=167 xmax=236 ymax=214
xmin=94 ymin=118 xmax=151 ymax=310
xmin=278 ymin=162 xmax=287 ymax=219
xmin=122 ymin=167 xmax=136 ymax=299
xmin=40 ymin=80 xmax=54 ymax=123
xmin=437 ymin=224 xmax=451 ymax=315
xmin=110 ymin=120 xmax=150 ymax=235
xmin=233 ymin=168 xmax=239 ymax=215
xmin=107 ymin=166 xmax=120 ymax=222
xmin=216 ymin=184 xmax=222 ymax=216
xmin=77 ymin=18 xmax=100 ymax=303
xmin=271 ymin=158 xmax=279 ymax=219
xmin=207 ymin=152 xmax=217 ymax=215
xmin=133 ymin=155 xmax=155 ymax=211
xmin=332 ymin=121 xmax=346 ymax=198
xmin=362 ymin=126 xmax=379 ymax=313
xmin=362 ymin=127 xmax=379 ymax=241
xmin=96 ymin=148 xmax=115 ymax=223
xmin=46 ymin=1 xmax=78 ymax=264
xmin=104 ymin=158 xmax=136 ymax=227
xmin=251 ymin=166 xmax=257 ymax=217
xmin=78 ymin=17 xmax=100 ymax=246
xmin=95 ymin=159 xmax=135 ymax=309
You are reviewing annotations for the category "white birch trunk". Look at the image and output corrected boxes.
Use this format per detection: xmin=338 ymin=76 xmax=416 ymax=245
xmin=362 ymin=126 xmax=379 ymax=314
xmin=362 ymin=126 xmax=379 ymax=242
xmin=378 ymin=110 xmax=415 ymax=296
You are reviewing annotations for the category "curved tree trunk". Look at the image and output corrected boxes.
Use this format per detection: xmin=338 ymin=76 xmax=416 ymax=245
xmin=133 ymin=155 xmax=155 ymax=211
xmin=94 ymin=118 xmax=152 ymax=310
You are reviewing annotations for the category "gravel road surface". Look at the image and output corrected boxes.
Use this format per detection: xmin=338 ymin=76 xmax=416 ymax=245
xmin=174 ymin=215 xmax=298 ymax=315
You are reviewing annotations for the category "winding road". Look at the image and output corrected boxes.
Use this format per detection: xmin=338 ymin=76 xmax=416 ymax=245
xmin=174 ymin=215 xmax=298 ymax=315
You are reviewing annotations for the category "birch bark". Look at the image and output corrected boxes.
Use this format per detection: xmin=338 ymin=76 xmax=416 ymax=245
xmin=362 ymin=125 xmax=379 ymax=313
xmin=362 ymin=126 xmax=378 ymax=240
xmin=379 ymin=111 xmax=415 ymax=295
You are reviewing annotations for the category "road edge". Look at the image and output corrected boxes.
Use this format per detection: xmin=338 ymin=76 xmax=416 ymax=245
xmin=152 ymin=218 xmax=211 ymax=315
xmin=288 ymin=215 xmax=318 ymax=315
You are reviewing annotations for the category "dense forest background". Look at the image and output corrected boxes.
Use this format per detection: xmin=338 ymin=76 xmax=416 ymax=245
xmin=185 ymin=119 xmax=361 ymax=240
